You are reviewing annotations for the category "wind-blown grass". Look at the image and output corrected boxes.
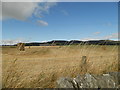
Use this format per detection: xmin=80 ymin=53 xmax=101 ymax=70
xmin=2 ymin=44 xmax=118 ymax=88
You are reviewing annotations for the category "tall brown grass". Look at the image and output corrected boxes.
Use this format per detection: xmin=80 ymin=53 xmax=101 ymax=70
xmin=2 ymin=44 xmax=118 ymax=88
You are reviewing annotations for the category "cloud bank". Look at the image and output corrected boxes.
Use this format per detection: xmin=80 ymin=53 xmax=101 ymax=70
xmin=0 ymin=2 xmax=56 ymax=26
xmin=1 ymin=2 xmax=38 ymax=20
xmin=1 ymin=39 xmax=29 ymax=45
xmin=81 ymin=33 xmax=118 ymax=41
xmin=104 ymin=33 xmax=118 ymax=39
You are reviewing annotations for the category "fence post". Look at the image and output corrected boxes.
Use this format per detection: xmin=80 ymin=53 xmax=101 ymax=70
xmin=82 ymin=56 xmax=87 ymax=64
xmin=80 ymin=56 xmax=87 ymax=73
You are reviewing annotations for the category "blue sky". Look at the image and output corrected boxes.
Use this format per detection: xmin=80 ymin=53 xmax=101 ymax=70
xmin=1 ymin=2 xmax=118 ymax=44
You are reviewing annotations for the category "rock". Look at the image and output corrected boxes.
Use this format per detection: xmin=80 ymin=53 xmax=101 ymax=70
xmin=96 ymin=74 xmax=116 ymax=88
xmin=56 ymin=72 xmax=120 ymax=88
xmin=74 ymin=75 xmax=89 ymax=88
xmin=74 ymin=74 xmax=98 ymax=88
xmin=84 ymin=73 xmax=98 ymax=88
xmin=108 ymin=72 xmax=120 ymax=85
xmin=56 ymin=77 xmax=74 ymax=88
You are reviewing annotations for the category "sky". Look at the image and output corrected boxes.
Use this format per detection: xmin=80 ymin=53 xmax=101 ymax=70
xmin=1 ymin=2 xmax=118 ymax=44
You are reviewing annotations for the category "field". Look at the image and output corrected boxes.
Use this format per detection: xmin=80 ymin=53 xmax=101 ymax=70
xmin=2 ymin=45 xmax=118 ymax=88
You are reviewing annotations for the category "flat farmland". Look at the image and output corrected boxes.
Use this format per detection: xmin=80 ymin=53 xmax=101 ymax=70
xmin=2 ymin=45 xmax=118 ymax=88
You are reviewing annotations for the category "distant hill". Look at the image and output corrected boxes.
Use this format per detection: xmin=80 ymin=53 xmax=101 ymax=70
xmin=11 ymin=40 xmax=119 ymax=46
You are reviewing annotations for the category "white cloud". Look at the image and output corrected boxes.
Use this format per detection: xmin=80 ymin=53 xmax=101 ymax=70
xmin=1 ymin=2 xmax=38 ymax=20
xmin=104 ymin=33 xmax=118 ymax=39
xmin=61 ymin=10 xmax=69 ymax=16
xmin=93 ymin=32 xmax=101 ymax=35
xmin=80 ymin=38 xmax=100 ymax=41
xmin=0 ymin=2 xmax=56 ymax=21
xmin=1 ymin=0 xmax=58 ymax=2
xmin=34 ymin=2 xmax=57 ymax=18
xmin=37 ymin=20 xmax=48 ymax=26
xmin=41 ymin=40 xmax=48 ymax=42
xmin=104 ymin=22 xmax=112 ymax=27
xmin=80 ymin=33 xmax=118 ymax=41
xmin=1 ymin=39 xmax=29 ymax=45
xmin=1 ymin=0 xmax=119 ymax=2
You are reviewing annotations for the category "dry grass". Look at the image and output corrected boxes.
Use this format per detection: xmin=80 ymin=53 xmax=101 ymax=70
xmin=2 ymin=45 xmax=118 ymax=88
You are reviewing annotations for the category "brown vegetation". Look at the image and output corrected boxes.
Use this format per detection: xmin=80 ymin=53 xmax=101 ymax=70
xmin=17 ymin=43 xmax=25 ymax=51
xmin=2 ymin=45 xmax=118 ymax=88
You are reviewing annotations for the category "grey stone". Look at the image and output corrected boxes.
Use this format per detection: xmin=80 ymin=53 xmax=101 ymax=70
xmin=95 ymin=74 xmax=116 ymax=88
xmin=56 ymin=72 xmax=120 ymax=88
xmin=108 ymin=72 xmax=120 ymax=85
xmin=84 ymin=73 xmax=98 ymax=88
xmin=56 ymin=77 xmax=74 ymax=88
xmin=75 ymin=75 xmax=89 ymax=88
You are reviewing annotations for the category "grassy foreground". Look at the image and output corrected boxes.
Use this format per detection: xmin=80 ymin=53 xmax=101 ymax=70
xmin=2 ymin=45 xmax=118 ymax=88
